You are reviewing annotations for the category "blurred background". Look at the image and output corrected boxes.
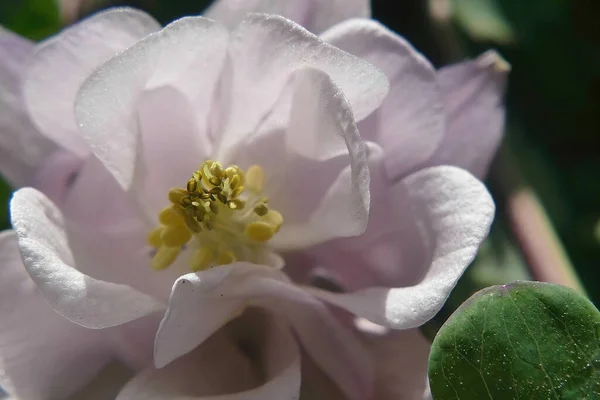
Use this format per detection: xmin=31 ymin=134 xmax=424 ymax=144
xmin=1 ymin=0 xmax=599 ymax=334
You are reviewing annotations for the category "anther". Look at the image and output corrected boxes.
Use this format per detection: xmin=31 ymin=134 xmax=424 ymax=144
xmin=210 ymin=162 xmax=223 ymax=179
xmin=228 ymin=199 xmax=245 ymax=210
xmin=246 ymin=165 xmax=264 ymax=193
xmin=245 ymin=221 xmax=275 ymax=242
xmin=184 ymin=216 xmax=201 ymax=233
xmin=264 ymin=210 xmax=284 ymax=232
xmin=190 ymin=246 xmax=213 ymax=272
xmin=159 ymin=206 xmax=185 ymax=226
xmin=168 ymin=188 xmax=187 ymax=205
xmin=217 ymin=250 xmax=237 ymax=265
xmin=253 ymin=203 xmax=268 ymax=216
xmin=152 ymin=246 xmax=181 ymax=270
xmin=229 ymin=174 xmax=241 ymax=190
xmin=147 ymin=226 xmax=163 ymax=247
xmin=187 ymin=179 xmax=197 ymax=193
xmin=231 ymin=186 xmax=244 ymax=198
xmin=161 ymin=225 xmax=192 ymax=247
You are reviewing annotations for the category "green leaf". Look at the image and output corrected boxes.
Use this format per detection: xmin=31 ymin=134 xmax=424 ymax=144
xmin=429 ymin=281 xmax=600 ymax=399
xmin=0 ymin=0 xmax=61 ymax=40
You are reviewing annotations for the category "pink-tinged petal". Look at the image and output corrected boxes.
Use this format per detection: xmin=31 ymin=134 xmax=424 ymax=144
xmin=10 ymin=188 xmax=164 ymax=329
xmin=213 ymin=14 xmax=388 ymax=158
xmin=32 ymin=150 xmax=83 ymax=206
xmin=24 ymin=8 xmax=160 ymax=157
xmin=364 ymin=328 xmax=431 ymax=400
xmin=309 ymin=166 xmax=494 ymax=329
xmin=107 ymin=314 xmax=162 ymax=370
xmin=429 ymin=50 xmax=510 ymax=178
xmin=0 ymin=231 xmax=111 ymax=400
xmin=120 ymin=313 xmax=300 ymax=399
xmin=302 ymin=144 xmax=429 ymax=292
xmin=118 ymin=334 xmax=258 ymax=399
xmin=237 ymin=67 xmax=369 ymax=250
xmin=299 ymin=350 xmax=347 ymax=400
xmin=62 ymin=156 xmax=140 ymax=230
xmin=0 ymin=27 xmax=56 ymax=188
xmin=75 ymin=16 xmax=228 ymax=190
xmin=135 ymin=86 xmax=212 ymax=218
xmin=155 ymin=263 xmax=372 ymax=400
xmin=69 ymin=361 xmax=134 ymax=400
xmin=321 ymin=19 xmax=445 ymax=180
xmin=205 ymin=0 xmax=369 ymax=33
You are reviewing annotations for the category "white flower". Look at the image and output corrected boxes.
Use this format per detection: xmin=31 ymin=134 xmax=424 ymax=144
xmin=0 ymin=1 xmax=506 ymax=398
xmin=7 ymin=8 xmax=390 ymax=399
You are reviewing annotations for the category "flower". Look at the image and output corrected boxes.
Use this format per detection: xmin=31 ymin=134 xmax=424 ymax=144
xmin=6 ymin=7 xmax=391 ymax=399
xmin=0 ymin=3 xmax=507 ymax=400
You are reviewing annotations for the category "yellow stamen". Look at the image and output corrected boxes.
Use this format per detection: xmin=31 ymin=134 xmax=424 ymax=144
xmin=245 ymin=221 xmax=275 ymax=242
xmin=147 ymin=226 xmax=163 ymax=247
xmin=217 ymin=250 xmax=237 ymax=265
xmin=168 ymin=188 xmax=187 ymax=205
xmin=263 ymin=210 xmax=284 ymax=232
xmin=190 ymin=246 xmax=214 ymax=272
xmin=245 ymin=165 xmax=264 ymax=193
xmin=148 ymin=161 xmax=283 ymax=272
xmin=253 ymin=203 xmax=268 ymax=216
xmin=152 ymin=246 xmax=181 ymax=270
xmin=158 ymin=206 xmax=185 ymax=226
xmin=161 ymin=225 xmax=192 ymax=247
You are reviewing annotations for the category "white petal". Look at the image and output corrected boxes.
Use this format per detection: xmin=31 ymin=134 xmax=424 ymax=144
xmin=24 ymin=8 xmax=160 ymax=156
xmin=119 ymin=316 xmax=300 ymax=399
xmin=155 ymin=263 xmax=372 ymax=400
xmin=365 ymin=329 xmax=431 ymax=400
xmin=75 ymin=16 xmax=228 ymax=189
xmin=0 ymin=231 xmax=111 ymax=400
xmin=321 ymin=19 xmax=445 ymax=180
xmin=309 ymin=166 xmax=495 ymax=328
xmin=213 ymin=14 xmax=388 ymax=159
xmin=31 ymin=150 xmax=83 ymax=206
xmin=241 ymin=67 xmax=369 ymax=249
xmin=134 ymin=86 xmax=212 ymax=218
xmin=10 ymin=188 xmax=164 ymax=329
xmin=205 ymin=0 xmax=369 ymax=33
xmin=430 ymin=50 xmax=509 ymax=178
xmin=0 ymin=27 xmax=56 ymax=187
xmin=69 ymin=361 xmax=134 ymax=400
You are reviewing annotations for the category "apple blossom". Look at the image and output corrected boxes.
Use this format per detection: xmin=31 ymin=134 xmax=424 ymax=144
xmin=0 ymin=1 xmax=507 ymax=399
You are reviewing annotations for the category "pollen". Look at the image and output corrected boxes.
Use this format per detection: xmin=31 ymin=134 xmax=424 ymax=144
xmin=147 ymin=161 xmax=283 ymax=271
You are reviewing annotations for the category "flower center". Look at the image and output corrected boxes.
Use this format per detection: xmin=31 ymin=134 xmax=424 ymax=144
xmin=147 ymin=160 xmax=283 ymax=271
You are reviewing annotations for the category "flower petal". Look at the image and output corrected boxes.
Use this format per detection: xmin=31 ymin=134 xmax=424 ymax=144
xmin=301 ymin=144 xmax=428 ymax=291
xmin=213 ymin=13 xmax=388 ymax=159
xmin=237 ymin=67 xmax=369 ymax=249
xmin=429 ymin=50 xmax=510 ymax=178
xmin=320 ymin=19 xmax=445 ymax=180
xmin=0 ymin=27 xmax=56 ymax=187
xmin=363 ymin=328 xmax=432 ymax=400
xmin=24 ymin=8 xmax=160 ymax=157
xmin=309 ymin=166 xmax=494 ymax=328
xmin=205 ymin=0 xmax=369 ymax=33
xmin=119 ymin=314 xmax=300 ymax=399
xmin=155 ymin=263 xmax=372 ymax=400
xmin=0 ymin=230 xmax=111 ymax=400
xmin=32 ymin=150 xmax=83 ymax=206
xmin=10 ymin=188 xmax=164 ymax=329
xmin=75 ymin=16 xmax=228 ymax=189
xmin=134 ymin=86 xmax=212 ymax=218
xmin=69 ymin=361 xmax=134 ymax=400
